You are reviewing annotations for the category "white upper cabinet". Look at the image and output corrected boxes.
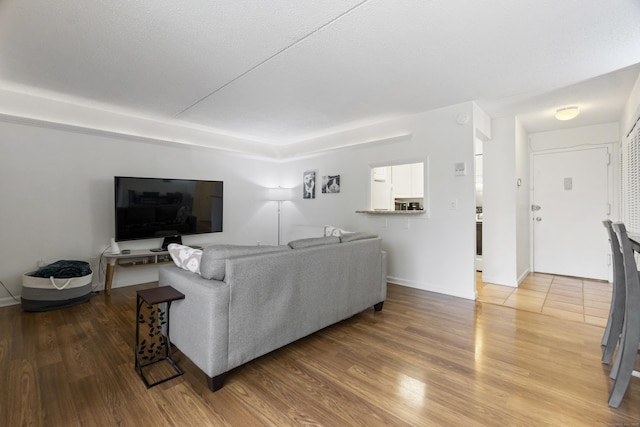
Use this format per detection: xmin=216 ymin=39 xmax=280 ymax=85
xmin=392 ymin=163 xmax=423 ymax=198
xmin=392 ymin=164 xmax=411 ymax=197
xmin=410 ymin=162 xmax=424 ymax=196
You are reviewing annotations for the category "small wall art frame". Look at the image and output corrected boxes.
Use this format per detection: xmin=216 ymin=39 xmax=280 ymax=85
xmin=322 ymin=175 xmax=340 ymax=193
xmin=303 ymin=170 xmax=317 ymax=199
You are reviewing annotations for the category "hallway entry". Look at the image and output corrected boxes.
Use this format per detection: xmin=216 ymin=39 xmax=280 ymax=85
xmin=531 ymin=146 xmax=611 ymax=280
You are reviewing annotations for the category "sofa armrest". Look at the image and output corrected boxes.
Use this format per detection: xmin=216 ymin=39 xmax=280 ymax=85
xmin=158 ymin=266 xmax=230 ymax=378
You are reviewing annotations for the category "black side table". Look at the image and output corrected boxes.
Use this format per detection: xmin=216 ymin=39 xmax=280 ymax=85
xmin=135 ymin=286 xmax=185 ymax=388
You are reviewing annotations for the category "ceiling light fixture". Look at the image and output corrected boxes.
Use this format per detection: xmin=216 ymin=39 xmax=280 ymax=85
xmin=555 ymin=106 xmax=580 ymax=121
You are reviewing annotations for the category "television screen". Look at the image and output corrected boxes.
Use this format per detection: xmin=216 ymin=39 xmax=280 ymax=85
xmin=114 ymin=176 xmax=223 ymax=242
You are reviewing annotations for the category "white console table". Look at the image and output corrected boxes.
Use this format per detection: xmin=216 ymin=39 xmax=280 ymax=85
xmin=103 ymin=249 xmax=172 ymax=296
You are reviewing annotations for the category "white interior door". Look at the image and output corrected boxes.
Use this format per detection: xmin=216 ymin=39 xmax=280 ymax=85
xmin=532 ymin=147 xmax=610 ymax=280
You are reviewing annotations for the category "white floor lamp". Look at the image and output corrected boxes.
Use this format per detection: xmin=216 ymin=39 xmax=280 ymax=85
xmin=268 ymin=187 xmax=290 ymax=245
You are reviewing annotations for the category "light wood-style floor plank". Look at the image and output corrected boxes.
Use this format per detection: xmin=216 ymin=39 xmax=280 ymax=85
xmin=1 ymin=281 xmax=639 ymax=426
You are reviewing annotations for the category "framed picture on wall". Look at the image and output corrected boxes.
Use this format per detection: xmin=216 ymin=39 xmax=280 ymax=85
xmin=322 ymin=175 xmax=340 ymax=193
xmin=303 ymin=170 xmax=316 ymax=199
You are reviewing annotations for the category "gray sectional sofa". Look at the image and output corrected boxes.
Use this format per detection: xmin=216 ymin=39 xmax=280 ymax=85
xmin=158 ymin=233 xmax=387 ymax=391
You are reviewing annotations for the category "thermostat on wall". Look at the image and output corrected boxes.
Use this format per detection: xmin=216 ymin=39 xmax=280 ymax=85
xmin=454 ymin=162 xmax=466 ymax=176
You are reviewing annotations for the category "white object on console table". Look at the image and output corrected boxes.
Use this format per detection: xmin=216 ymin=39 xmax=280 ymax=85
xmin=355 ymin=210 xmax=426 ymax=215
xmin=103 ymin=245 xmax=203 ymax=295
xmin=103 ymin=249 xmax=172 ymax=296
xmin=104 ymin=243 xmax=213 ymax=295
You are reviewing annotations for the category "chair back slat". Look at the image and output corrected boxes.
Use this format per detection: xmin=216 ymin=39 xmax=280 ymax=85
xmin=612 ymin=222 xmax=640 ymax=295
xmin=609 ymin=221 xmax=640 ymax=407
xmin=601 ymin=220 xmax=626 ymax=363
xmin=603 ymin=220 xmax=625 ymax=289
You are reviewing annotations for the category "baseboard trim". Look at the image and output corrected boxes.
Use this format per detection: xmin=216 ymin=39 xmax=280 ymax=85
xmin=480 ymin=275 xmax=518 ymax=287
xmin=0 ymin=296 xmax=21 ymax=307
xmin=387 ymin=276 xmax=476 ymax=300
xmin=517 ymin=268 xmax=531 ymax=285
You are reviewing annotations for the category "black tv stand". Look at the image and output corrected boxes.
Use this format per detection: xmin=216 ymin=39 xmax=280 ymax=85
xmin=160 ymin=235 xmax=182 ymax=250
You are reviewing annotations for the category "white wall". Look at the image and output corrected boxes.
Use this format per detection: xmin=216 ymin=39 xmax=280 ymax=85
xmin=529 ymin=123 xmax=619 ymax=151
xmin=482 ymin=117 xmax=518 ymax=286
xmin=278 ymin=103 xmax=478 ymax=300
xmin=515 ymin=118 xmax=530 ymax=282
xmin=0 ymin=118 xmax=284 ymax=303
xmin=0 ymin=102 xmax=478 ymax=306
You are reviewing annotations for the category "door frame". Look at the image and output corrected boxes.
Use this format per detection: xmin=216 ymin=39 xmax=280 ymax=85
xmin=529 ymin=143 xmax=618 ymax=282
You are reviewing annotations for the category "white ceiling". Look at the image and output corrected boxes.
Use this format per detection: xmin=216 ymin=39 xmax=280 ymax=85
xmin=1 ymin=0 xmax=640 ymax=155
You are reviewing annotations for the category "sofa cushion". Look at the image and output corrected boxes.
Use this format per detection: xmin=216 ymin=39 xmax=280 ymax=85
xmin=339 ymin=231 xmax=379 ymax=243
xmin=200 ymin=245 xmax=289 ymax=280
xmin=167 ymin=243 xmax=203 ymax=274
xmin=288 ymin=236 xmax=340 ymax=249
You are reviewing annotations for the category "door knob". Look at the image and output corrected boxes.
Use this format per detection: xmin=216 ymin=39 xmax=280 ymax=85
xmin=535 ymin=217 xmax=542 ymax=222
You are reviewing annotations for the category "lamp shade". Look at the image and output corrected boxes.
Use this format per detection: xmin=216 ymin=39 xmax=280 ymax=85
xmin=555 ymin=106 xmax=579 ymax=121
xmin=268 ymin=187 xmax=291 ymax=201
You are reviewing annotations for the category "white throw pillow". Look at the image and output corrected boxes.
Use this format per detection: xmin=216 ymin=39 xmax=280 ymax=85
xmin=323 ymin=225 xmax=352 ymax=237
xmin=167 ymin=243 xmax=203 ymax=274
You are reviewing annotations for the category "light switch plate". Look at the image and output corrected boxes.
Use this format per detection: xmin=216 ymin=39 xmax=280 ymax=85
xmin=454 ymin=162 xmax=466 ymax=176
xmin=564 ymin=177 xmax=572 ymax=190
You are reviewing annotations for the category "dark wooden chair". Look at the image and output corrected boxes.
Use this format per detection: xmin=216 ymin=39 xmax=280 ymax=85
xmin=609 ymin=222 xmax=640 ymax=407
xmin=601 ymin=220 xmax=626 ymax=365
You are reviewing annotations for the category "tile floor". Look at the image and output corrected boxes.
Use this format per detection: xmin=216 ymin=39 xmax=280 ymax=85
xmin=476 ymin=272 xmax=612 ymax=327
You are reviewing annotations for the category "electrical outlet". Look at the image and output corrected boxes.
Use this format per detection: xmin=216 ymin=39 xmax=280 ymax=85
xmin=449 ymin=198 xmax=458 ymax=210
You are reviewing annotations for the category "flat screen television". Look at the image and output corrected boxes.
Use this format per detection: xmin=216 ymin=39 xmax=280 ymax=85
xmin=114 ymin=176 xmax=223 ymax=243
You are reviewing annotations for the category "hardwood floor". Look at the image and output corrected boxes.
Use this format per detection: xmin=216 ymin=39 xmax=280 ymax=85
xmin=1 ymin=281 xmax=639 ymax=426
